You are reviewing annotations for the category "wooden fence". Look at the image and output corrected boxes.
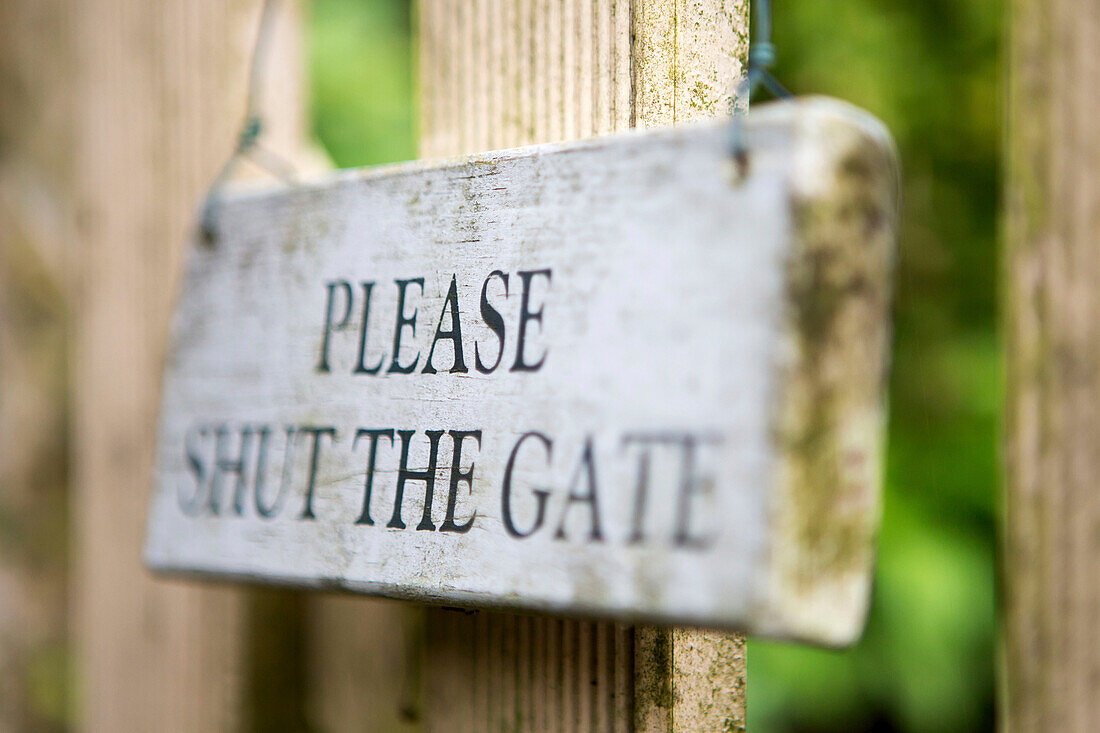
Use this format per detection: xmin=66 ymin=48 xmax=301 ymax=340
xmin=1 ymin=0 xmax=748 ymax=730
xmin=1 ymin=0 xmax=1093 ymax=729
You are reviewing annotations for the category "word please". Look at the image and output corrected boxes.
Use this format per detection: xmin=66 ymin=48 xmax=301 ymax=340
xmin=177 ymin=423 xmax=721 ymax=548
xmin=317 ymin=269 xmax=552 ymax=376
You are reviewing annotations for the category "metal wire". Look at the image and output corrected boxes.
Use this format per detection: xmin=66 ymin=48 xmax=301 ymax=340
xmin=203 ymin=0 xmax=782 ymax=233
xmin=200 ymin=0 xmax=294 ymax=244
xmin=729 ymin=0 xmax=792 ymax=173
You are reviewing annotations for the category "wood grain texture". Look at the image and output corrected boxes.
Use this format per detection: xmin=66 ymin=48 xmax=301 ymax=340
xmin=307 ymin=596 xmax=421 ymax=732
xmin=1004 ymin=0 xmax=1100 ymax=727
xmin=148 ymin=110 xmax=890 ymax=638
xmin=66 ymin=1 xmax=308 ymax=729
xmin=147 ymin=97 xmax=894 ymax=729
xmin=763 ymin=107 xmax=897 ymax=644
xmin=632 ymin=4 xmax=750 ymax=727
xmin=418 ymin=1 xmax=748 ymax=730
xmin=633 ymin=0 xmax=749 ymax=124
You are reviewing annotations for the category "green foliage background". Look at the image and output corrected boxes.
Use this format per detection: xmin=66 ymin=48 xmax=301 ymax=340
xmin=308 ymin=1 xmax=1000 ymax=730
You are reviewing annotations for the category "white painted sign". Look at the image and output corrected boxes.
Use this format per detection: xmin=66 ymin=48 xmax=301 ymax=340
xmin=146 ymin=97 xmax=898 ymax=644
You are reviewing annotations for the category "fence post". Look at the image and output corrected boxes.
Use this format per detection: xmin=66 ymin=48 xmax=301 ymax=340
xmin=1004 ymin=0 xmax=1100 ymax=728
xmin=412 ymin=2 xmax=749 ymax=729
xmin=65 ymin=1 xmax=308 ymax=729
xmin=0 ymin=3 xmax=73 ymax=727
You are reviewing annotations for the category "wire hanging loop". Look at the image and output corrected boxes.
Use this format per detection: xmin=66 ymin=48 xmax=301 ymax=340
xmin=200 ymin=0 xmax=296 ymax=245
xmin=729 ymin=0 xmax=792 ymax=175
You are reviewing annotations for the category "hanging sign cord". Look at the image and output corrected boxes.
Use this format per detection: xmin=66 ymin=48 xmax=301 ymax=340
xmin=729 ymin=0 xmax=792 ymax=170
xmin=200 ymin=0 xmax=295 ymax=244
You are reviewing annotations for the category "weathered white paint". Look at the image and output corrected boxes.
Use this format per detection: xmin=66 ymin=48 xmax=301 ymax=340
xmin=145 ymin=97 xmax=898 ymax=644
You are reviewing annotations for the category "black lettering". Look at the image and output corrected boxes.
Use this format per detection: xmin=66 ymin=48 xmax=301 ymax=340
xmin=388 ymin=278 xmax=424 ymax=374
xmin=622 ymin=435 xmax=654 ymax=544
xmin=423 ymin=275 xmax=469 ymax=374
xmin=475 ymin=270 xmax=509 ymax=373
xmin=298 ymin=426 xmax=337 ymax=520
xmin=317 ymin=280 xmax=354 ymax=372
xmin=352 ymin=428 xmax=395 ymax=525
xmin=353 ymin=281 xmax=386 ymax=374
xmin=255 ymin=425 xmax=297 ymax=519
xmin=440 ymin=430 xmax=481 ymax=533
xmin=672 ymin=433 xmax=721 ymax=548
xmin=209 ymin=424 xmax=253 ymax=516
xmin=179 ymin=423 xmax=211 ymax=515
xmin=501 ymin=431 xmax=552 ymax=538
xmin=621 ymin=432 xmax=720 ymax=547
xmin=554 ymin=436 xmax=603 ymax=542
xmin=511 ymin=268 xmax=551 ymax=372
xmin=389 ymin=429 xmax=444 ymax=530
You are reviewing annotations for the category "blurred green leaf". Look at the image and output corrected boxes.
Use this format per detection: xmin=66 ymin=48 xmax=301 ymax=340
xmin=750 ymin=0 xmax=999 ymax=730
xmin=309 ymin=0 xmax=415 ymax=167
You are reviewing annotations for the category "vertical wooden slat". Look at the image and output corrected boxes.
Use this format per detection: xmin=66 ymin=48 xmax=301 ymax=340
xmin=67 ymin=1 xmax=308 ymax=729
xmin=0 ymin=2 xmax=76 ymax=729
xmin=243 ymin=589 xmax=309 ymax=732
xmin=308 ymin=597 xmax=421 ymax=732
xmin=1005 ymin=0 xmax=1100 ymax=727
xmin=71 ymin=2 xmax=243 ymax=728
xmin=416 ymin=0 xmax=748 ymax=730
xmin=633 ymin=626 xmax=673 ymax=732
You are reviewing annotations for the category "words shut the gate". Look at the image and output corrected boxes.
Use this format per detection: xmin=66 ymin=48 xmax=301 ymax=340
xmin=146 ymin=98 xmax=899 ymax=645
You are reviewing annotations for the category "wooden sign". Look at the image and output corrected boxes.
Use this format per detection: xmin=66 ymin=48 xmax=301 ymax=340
xmin=145 ymin=97 xmax=898 ymax=645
